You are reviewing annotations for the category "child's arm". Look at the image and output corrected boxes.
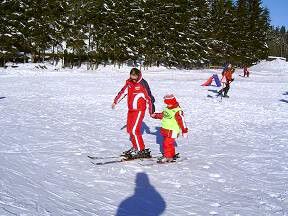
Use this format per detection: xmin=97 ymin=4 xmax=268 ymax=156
xmin=151 ymin=112 xmax=163 ymax=119
xmin=175 ymin=111 xmax=188 ymax=135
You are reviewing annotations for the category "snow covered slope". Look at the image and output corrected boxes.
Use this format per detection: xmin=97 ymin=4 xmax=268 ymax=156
xmin=250 ymin=59 xmax=288 ymax=75
xmin=0 ymin=62 xmax=288 ymax=216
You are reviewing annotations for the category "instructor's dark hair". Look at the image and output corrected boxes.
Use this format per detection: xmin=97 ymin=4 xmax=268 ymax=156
xmin=130 ymin=68 xmax=141 ymax=76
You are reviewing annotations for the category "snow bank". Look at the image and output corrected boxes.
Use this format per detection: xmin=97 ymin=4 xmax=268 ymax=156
xmin=250 ymin=59 xmax=288 ymax=74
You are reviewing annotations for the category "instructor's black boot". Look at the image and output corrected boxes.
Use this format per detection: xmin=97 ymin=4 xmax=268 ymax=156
xmin=137 ymin=149 xmax=151 ymax=159
xmin=122 ymin=147 xmax=137 ymax=157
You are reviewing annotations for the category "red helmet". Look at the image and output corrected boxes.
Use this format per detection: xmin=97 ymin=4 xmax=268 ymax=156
xmin=163 ymin=94 xmax=178 ymax=106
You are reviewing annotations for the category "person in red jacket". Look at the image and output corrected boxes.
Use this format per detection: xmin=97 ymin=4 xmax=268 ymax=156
xmin=218 ymin=64 xmax=235 ymax=97
xmin=151 ymin=94 xmax=188 ymax=163
xmin=243 ymin=65 xmax=250 ymax=77
xmin=112 ymin=68 xmax=155 ymax=159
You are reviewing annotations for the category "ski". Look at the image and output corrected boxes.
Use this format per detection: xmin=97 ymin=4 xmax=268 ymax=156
xmin=90 ymin=157 xmax=155 ymax=165
xmin=207 ymin=94 xmax=218 ymax=98
xmin=139 ymin=153 xmax=182 ymax=166
xmin=88 ymin=154 xmax=156 ymax=160
xmin=88 ymin=148 xmax=152 ymax=160
xmin=89 ymin=153 xmax=181 ymax=166
xmin=91 ymin=158 xmax=131 ymax=165
xmin=207 ymin=94 xmax=223 ymax=102
xmin=87 ymin=155 xmax=120 ymax=160
xmin=140 ymin=157 xmax=186 ymax=166
xmin=207 ymin=93 xmax=223 ymax=98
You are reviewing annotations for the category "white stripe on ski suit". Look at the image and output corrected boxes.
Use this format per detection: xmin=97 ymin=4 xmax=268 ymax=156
xmin=132 ymin=111 xmax=142 ymax=151
xmin=178 ymin=111 xmax=187 ymax=129
xmin=132 ymin=93 xmax=145 ymax=110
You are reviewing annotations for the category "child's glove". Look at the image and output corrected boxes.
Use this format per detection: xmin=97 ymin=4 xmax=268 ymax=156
xmin=182 ymin=128 xmax=188 ymax=138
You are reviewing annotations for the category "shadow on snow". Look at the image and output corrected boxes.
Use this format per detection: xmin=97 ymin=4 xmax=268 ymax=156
xmin=280 ymin=99 xmax=288 ymax=103
xmin=116 ymin=172 xmax=166 ymax=216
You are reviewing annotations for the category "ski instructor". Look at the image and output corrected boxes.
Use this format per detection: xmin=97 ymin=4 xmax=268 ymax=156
xmin=112 ymin=68 xmax=155 ymax=159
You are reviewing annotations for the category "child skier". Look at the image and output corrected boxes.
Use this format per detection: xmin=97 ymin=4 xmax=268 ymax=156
xmin=218 ymin=64 xmax=235 ymax=97
xmin=151 ymin=94 xmax=188 ymax=163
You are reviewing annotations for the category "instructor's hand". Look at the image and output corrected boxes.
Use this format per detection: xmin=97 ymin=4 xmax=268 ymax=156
xmin=111 ymin=103 xmax=116 ymax=109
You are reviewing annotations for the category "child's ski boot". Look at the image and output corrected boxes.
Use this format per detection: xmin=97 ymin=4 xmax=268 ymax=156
xmin=157 ymin=153 xmax=179 ymax=164
xmin=157 ymin=156 xmax=174 ymax=163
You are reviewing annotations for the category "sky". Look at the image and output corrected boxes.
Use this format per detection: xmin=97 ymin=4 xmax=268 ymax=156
xmin=261 ymin=0 xmax=288 ymax=28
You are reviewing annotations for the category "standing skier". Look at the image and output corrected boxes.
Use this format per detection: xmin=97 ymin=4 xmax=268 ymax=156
xmin=112 ymin=68 xmax=155 ymax=159
xmin=151 ymin=94 xmax=188 ymax=163
xmin=243 ymin=65 xmax=250 ymax=77
xmin=218 ymin=64 xmax=235 ymax=97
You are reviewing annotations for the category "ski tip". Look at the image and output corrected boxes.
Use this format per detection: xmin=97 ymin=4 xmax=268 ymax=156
xmin=88 ymin=155 xmax=101 ymax=160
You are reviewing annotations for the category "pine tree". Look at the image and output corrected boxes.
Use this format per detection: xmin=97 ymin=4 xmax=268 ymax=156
xmin=233 ymin=0 xmax=250 ymax=64
xmin=246 ymin=0 xmax=270 ymax=63
xmin=209 ymin=0 xmax=226 ymax=64
xmin=183 ymin=0 xmax=212 ymax=68
xmin=0 ymin=0 xmax=28 ymax=64
xmin=142 ymin=0 xmax=171 ymax=67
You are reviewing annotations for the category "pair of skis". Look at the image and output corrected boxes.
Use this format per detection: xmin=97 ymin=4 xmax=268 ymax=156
xmin=88 ymin=153 xmax=180 ymax=166
xmin=88 ymin=155 xmax=156 ymax=165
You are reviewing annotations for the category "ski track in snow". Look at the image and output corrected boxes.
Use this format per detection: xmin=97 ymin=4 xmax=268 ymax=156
xmin=0 ymin=64 xmax=288 ymax=215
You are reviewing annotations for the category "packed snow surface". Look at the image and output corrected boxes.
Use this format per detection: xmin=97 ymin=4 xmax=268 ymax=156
xmin=0 ymin=60 xmax=288 ymax=215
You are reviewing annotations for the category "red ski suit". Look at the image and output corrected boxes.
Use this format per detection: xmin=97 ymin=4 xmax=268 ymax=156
xmin=244 ymin=66 xmax=250 ymax=77
xmin=153 ymin=104 xmax=188 ymax=158
xmin=114 ymin=73 xmax=155 ymax=151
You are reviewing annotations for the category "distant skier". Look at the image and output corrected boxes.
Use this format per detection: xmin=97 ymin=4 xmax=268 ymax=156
xmin=112 ymin=68 xmax=155 ymax=159
xmin=243 ymin=65 xmax=250 ymax=77
xmin=151 ymin=94 xmax=188 ymax=163
xmin=218 ymin=64 xmax=235 ymax=97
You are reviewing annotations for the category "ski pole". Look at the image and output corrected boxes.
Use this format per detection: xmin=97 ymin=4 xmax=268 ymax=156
xmin=220 ymin=82 xmax=224 ymax=102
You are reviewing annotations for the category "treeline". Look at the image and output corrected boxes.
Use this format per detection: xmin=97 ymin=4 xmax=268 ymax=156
xmin=268 ymin=26 xmax=288 ymax=60
xmin=0 ymin=0 xmax=271 ymax=68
